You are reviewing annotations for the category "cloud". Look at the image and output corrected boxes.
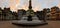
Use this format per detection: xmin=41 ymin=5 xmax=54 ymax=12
xmin=0 ymin=0 xmax=60 ymax=12
xmin=0 ymin=0 xmax=10 ymax=8
xmin=9 ymin=0 xmax=20 ymax=12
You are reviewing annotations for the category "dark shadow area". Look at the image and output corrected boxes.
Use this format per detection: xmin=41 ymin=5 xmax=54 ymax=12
xmin=27 ymin=15 xmax=32 ymax=21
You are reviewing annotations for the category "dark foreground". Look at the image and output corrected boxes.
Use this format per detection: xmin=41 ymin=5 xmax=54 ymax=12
xmin=0 ymin=20 xmax=60 ymax=28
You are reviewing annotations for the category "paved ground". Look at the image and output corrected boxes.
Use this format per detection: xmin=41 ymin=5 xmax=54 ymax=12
xmin=0 ymin=20 xmax=60 ymax=28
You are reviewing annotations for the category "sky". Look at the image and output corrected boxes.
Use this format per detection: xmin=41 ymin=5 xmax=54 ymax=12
xmin=0 ymin=0 xmax=60 ymax=12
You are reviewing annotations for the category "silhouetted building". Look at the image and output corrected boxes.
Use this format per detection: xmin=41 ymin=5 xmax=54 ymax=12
xmin=18 ymin=9 xmax=26 ymax=20
xmin=0 ymin=7 xmax=2 ymax=20
xmin=43 ymin=8 xmax=47 ymax=22
xmin=12 ymin=12 xmax=18 ymax=20
xmin=36 ymin=11 xmax=44 ymax=20
xmin=2 ymin=7 xmax=14 ymax=20
xmin=46 ymin=8 xmax=51 ymax=20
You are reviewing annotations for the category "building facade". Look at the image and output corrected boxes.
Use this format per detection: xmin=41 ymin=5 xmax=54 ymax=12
xmin=50 ymin=6 xmax=60 ymax=20
xmin=0 ymin=7 xmax=17 ymax=20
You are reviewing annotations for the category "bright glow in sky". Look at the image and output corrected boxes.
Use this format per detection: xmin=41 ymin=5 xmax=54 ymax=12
xmin=0 ymin=0 xmax=60 ymax=12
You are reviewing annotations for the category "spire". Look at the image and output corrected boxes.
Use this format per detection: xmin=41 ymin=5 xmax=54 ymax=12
xmin=29 ymin=0 xmax=32 ymax=9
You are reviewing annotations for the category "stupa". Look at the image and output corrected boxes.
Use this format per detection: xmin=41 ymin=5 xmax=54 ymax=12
xmin=12 ymin=0 xmax=48 ymax=26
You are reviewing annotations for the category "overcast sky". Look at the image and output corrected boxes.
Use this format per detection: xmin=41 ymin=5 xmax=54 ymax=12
xmin=0 ymin=0 xmax=60 ymax=12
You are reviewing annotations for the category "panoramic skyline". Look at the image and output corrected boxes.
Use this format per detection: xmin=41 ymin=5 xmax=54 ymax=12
xmin=0 ymin=0 xmax=60 ymax=12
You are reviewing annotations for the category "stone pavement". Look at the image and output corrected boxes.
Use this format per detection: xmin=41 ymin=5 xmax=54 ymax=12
xmin=0 ymin=21 xmax=60 ymax=28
